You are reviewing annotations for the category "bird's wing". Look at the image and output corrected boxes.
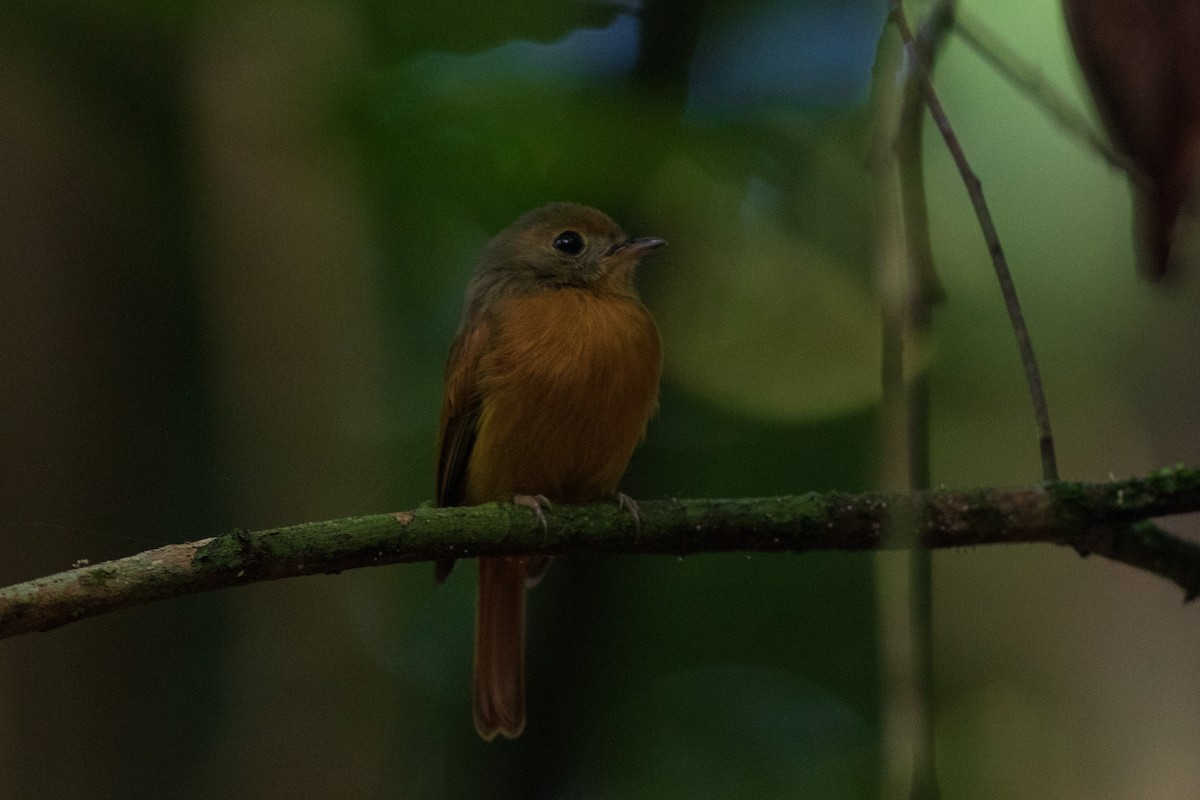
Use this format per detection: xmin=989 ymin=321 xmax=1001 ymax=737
xmin=433 ymin=319 xmax=491 ymax=584
xmin=436 ymin=318 xmax=490 ymax=508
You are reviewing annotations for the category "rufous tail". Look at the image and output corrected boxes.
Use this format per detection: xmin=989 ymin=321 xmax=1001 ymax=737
xmin=473 ymin=556 xmax=526 ymax=740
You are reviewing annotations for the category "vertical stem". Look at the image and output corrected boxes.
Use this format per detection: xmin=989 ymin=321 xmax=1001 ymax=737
xmin=870 ymin=17 xmax=939 ymax=800
xmin=871 ymin=4 xmax=956 ymax=798
xmin=897 ymin=8 xmax=953 ymax=796
xmin=905 ymin=380 xmax=938 ymax=800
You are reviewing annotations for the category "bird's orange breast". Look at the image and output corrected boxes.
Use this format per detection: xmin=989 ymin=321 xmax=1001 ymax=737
xmin=463 ymin=288 xmax=661 ymax=505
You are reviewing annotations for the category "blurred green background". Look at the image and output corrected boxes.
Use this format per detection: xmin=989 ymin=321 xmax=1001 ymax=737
xmin=2 ymin=0 xmax=1198 ymax=797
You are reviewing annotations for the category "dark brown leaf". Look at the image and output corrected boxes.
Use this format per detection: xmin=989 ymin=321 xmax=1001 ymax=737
xmin=1062 ymin=0 xmax=1200 ymax=277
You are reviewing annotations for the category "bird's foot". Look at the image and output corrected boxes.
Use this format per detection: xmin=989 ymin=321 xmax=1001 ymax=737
xmin=514 ymin=494 xmax=553 ymax=588
xmin=615 ymin=492 xmax=642 ymax=535
xmin=513 ymin=493 xmax=552 ymax=533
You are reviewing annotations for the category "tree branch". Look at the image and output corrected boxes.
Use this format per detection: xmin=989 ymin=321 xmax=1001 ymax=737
xmin=2 ymin=467 xmax=1199 ymax=640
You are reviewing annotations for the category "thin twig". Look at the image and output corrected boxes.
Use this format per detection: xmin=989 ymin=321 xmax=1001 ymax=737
xmin=952 ymin=10 xmax=1135 ymax=175
xmin=1 ymin=468 xmax=1199 ymax=640
xmin=888 ymin=1 xmax=1059 ymax=483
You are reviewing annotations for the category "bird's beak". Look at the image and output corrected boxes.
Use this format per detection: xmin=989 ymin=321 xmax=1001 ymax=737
xmin=617 ymin=236 xmax=668 ymax=257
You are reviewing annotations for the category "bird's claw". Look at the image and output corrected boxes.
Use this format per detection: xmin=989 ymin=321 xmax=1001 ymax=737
xmin=615 ymin=492 xmax=642 ymax=534
xmin=513 ymin=493 xmax=551 ymax=533
xmin=513 ymin=495 xmax=553 ymax=587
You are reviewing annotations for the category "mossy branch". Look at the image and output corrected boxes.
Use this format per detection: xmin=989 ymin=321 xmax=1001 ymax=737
xmin=2 ymin=466 xmax=1199 ymax=640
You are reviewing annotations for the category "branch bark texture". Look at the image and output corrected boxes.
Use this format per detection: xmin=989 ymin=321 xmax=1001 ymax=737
xmin=2 ymin=467 xmax=1199 ymax=640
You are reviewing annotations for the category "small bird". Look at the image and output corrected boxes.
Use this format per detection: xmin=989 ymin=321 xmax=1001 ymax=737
xmin=435 ymin=203 xmax=665 ymax=740
xmin=1062 ymin=0 xmax=1200 ymax=277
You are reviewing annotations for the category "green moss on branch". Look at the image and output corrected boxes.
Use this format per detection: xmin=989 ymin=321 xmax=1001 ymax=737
xmin=2 ymin=468 xmax=1199 ymax=640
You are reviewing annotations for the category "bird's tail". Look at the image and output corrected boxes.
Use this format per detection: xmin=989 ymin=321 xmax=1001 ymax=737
xmin=473 ymin=556 xmax=527 ymax=740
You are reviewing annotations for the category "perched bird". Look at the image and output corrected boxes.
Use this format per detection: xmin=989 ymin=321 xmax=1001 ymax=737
xmin=1062 ymin=0 xmax=1200 ymax=277
xmin=435 ymin=203 xmax=665 ymax=740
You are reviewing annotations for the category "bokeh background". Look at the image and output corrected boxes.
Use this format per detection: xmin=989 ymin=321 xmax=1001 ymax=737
xmin=2 ymin=0 xmax=1198 ymax=797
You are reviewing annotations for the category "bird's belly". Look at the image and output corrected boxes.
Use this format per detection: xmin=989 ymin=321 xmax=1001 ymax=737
xmin=464 ymin=291 xmax=660 ymax=503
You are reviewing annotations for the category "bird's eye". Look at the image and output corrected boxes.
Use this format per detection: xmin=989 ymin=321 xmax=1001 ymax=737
xmin=552 ymin=230 xmax=585 ymax=255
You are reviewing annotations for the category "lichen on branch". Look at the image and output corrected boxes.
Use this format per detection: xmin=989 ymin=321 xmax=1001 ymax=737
xmin=1 ymin=466 xmax=1199 ymax=640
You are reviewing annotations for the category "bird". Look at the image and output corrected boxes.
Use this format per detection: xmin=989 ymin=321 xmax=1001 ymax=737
xmin=435 ymin=202 xmax=665 ymax=740
xmin=1062 ymin=0 xmax=1200 ymax=277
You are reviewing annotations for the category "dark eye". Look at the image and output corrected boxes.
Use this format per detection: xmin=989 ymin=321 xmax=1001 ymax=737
xmin=552 ymin=230 xmax=584 ymax=255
